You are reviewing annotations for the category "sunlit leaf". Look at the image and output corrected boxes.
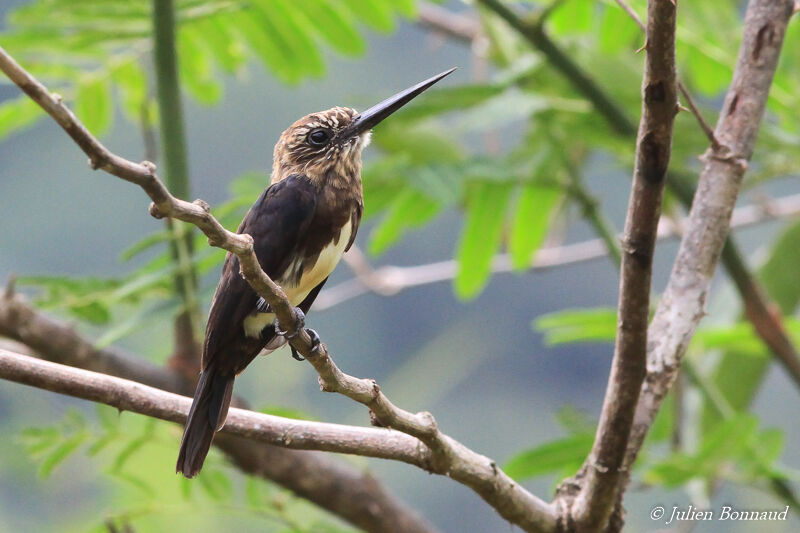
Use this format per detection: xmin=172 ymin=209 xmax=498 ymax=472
xmin=454 ymin=181 xmax=514 ymax=299
xmin=534 ymin=308 xmax=617 ymax=345
xmin=0 ymin=95 xmax=43 ymax=141
xmin=504 ymin=433 xmax=594 ymax=481
xmin=74 ymin=74 xmax=113 ymax=136
xmin=343 ymin=0 xmax=395 ymax=32
xmin=300 ymin=0 xmax=366 ymax=56
xmin=509 ymin=184 xmax=560 ymax=270
xmin=39 ymin=431 xmax=88 ymax=478
xmin=368 ymin=188 xmax=440 ymax=255
xmin=178 ymin=26 xmax=223 ymax=104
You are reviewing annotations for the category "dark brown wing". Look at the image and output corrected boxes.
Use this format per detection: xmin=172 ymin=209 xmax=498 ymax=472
xmin=345 ymin=200 xmax=362 ymax=252
xmin=202 ymin=174 xmax=317 ymax=371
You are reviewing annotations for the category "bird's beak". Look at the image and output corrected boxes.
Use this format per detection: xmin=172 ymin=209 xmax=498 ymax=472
xmin=338 ymin=67 xmax=457 ymax=141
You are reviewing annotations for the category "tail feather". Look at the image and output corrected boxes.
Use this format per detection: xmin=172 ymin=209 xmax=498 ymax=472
xmin=176 ymin=366 xmax=234 ymax=478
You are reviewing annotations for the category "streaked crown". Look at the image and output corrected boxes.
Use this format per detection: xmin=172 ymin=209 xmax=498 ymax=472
xmin=271 ymin=107 xmax=370 ymax=185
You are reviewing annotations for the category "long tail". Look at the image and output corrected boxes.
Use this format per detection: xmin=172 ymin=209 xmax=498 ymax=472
xmin=176 ymin=364 xmax=234 ymax=478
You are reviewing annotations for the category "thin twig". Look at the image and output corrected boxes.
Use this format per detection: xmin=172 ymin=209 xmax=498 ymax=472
xmin=677 ymin=81 xmax=721 ymax=150
xmin=0 ymin=44 xmax=556 ymax=533
xmin=325 ymin=191 xmax=800 ymax=310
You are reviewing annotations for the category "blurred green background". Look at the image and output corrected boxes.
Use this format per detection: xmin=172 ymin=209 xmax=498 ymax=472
xmin=1 ymin=1 xmax=799 ymax=532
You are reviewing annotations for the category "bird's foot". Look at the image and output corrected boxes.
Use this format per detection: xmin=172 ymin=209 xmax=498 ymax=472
xmin=289 ymin=328 xmax=321 ymax=362
xmin=274 ymin=308 xmax=305 ymax=339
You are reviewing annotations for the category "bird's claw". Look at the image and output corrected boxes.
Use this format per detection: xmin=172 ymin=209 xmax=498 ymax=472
xmin=289 ymin=328 xmax=321 ymax=362
xmin=274 ymin=308 xmax=305 ymax=338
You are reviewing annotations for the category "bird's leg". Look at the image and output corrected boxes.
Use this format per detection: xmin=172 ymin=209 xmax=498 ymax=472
xmin=274 ymin=307 xmax=305 ymax=338
xmin=274 ymin=309 xmax=321 ymax=361
xmin=290 ymin=328 xmax=321 ymax=361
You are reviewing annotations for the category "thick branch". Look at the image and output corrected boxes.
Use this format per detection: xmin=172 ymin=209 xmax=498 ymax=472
xmin=625 ymin=0 xmax=796 ymax=483
xmin=0 ymin=45 xmax=556 ymax=532
xmin=0 ymin=290 xmax=435 ymax=533
xmin=567 ymin=2 xmax=678 ymax=530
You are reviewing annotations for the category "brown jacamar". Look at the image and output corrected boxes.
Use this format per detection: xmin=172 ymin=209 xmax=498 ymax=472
xmin=177 ymin=68 xmax=456 ymax=477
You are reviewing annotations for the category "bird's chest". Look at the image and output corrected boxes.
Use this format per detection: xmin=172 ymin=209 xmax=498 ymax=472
xmin=282 ymin=218 xmax=352 ymax=303
xmin=242 ymin=218 xmax=352 ymax=339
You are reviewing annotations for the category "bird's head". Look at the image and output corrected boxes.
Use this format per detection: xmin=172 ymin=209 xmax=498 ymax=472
xmin=270 ymin=68 xmax=456 ymax=187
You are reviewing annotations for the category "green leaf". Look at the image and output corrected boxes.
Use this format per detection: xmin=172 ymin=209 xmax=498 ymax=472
xmin=119 ymin=230 xmax=172 ymax=262
xmin=368 ymin=188 xmax=440 ymax=255
xmin=454 ymin=181 xmax=514 ymax=299
xmin=300 ymin=0 xmax=366 ymax=56
xmin=265 ymin=0 xmax=326 ymax=78
xmin=190 ymin=16 xmax=247 ymax=73
xmin=598 ymin=2 xmax=641 ymax=53
xmin=391 ymin=84 xmax=507 ymax=123
xmin=549 ymin=0 xmax=594 ymax=36
xmin=111 ymin=59 xmax=147 ymax=122
xmin=178 ymin=27 xmax=223 ymax=105
xmin=392 ymin=0 xmax=417 ymax=18
xmin=68 ymin=300 xmax=112 ymax=325
xmin=112 ymin=418 xmax=155 ymax=472
xmin=259 ymin=406 xmax=319 ymax=421
xmin=647 ymin=390 xmax=674 ymax=444
xmin=343 ymin=0 xmax=395 ymax=32
xmin=534 ymin=308 xmax=617 ymax=345
xmin=503 ymin=433 xmax=594 ymax=481
xmin=375 ymin=123 xmax=465 ymax=164
xmin=554 ymin=406 xmax=594 ymax=435
xmin=645 ymin=414 xmax=759 ymax=486
xmin=760 ymin=220 xmax=800 ymax=313
xmin=509 ymin=184 xmax=560 ymax=270
xmin=0 ymin=95 xmax=43 ymax=141
xmin=19 ymin=427 xmax=61 ymax=455
xmin=95 ymin=404 xmax=121 ymax=431
xmin=39 ymin=431 xmax=88 ymax=478
xmin=75 ymin=74 xmax=113 ymax=136
xmin=198 ymin=469 xmax=233 ymax=501
xmin=233 ymin=10 xmax=296 ymax=82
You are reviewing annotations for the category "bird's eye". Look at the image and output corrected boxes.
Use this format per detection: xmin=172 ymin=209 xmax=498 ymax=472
xmin=307 ymin=128 xmax=331 ymax=147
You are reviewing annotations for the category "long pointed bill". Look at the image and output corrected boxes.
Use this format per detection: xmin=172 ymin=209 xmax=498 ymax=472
xmin=338 ymin=67 xmax=457 ymax=141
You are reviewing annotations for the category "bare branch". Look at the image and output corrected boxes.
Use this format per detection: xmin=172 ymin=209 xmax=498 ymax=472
xmin=566 ymin=1 xmax=678 ymax=530
xmin=0 ymin=291 xmax=435 ymax=533
xmin=0 ymin=349 xmax=430 ymax=463
xmin=320 ymin=192 xmax=800 ymax=310
xmin=0 ymin=45 xmax=557 ymax=532
xmin=625 ymin=0 xmax=796 ymax=486
xmin=418 ymin=3 xmax=480 ymax=43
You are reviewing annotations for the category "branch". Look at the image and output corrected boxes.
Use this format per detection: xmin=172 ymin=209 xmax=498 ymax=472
xmin=0 ymin=349 xmax=433 ymax=463
xmin=475 ymin=0 xmax=637 ymax=136
xmin=417 ymin=2 xmax=480 ymax=43
xmin=625 ymin=0 xmax=796 ymax=488
xmin=319 ymin=192 xmax=800 ymax=310
xmin=563 ymin=1 xmax=678 ymax=530
xmin=415 ymin=0 xmax=800 ymax=394
xmin=0 ymin=45 xmax=557 ymax=532
xmin=0 ymin=290 xmax=435 ymax=533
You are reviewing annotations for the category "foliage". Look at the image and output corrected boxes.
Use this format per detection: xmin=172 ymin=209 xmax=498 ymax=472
xmin=2 ymin=0 xmax=800 ymax=530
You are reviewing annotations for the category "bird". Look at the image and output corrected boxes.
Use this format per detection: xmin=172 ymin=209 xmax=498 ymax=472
xmin=176 ymin=68 xmax=456 ymax=478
